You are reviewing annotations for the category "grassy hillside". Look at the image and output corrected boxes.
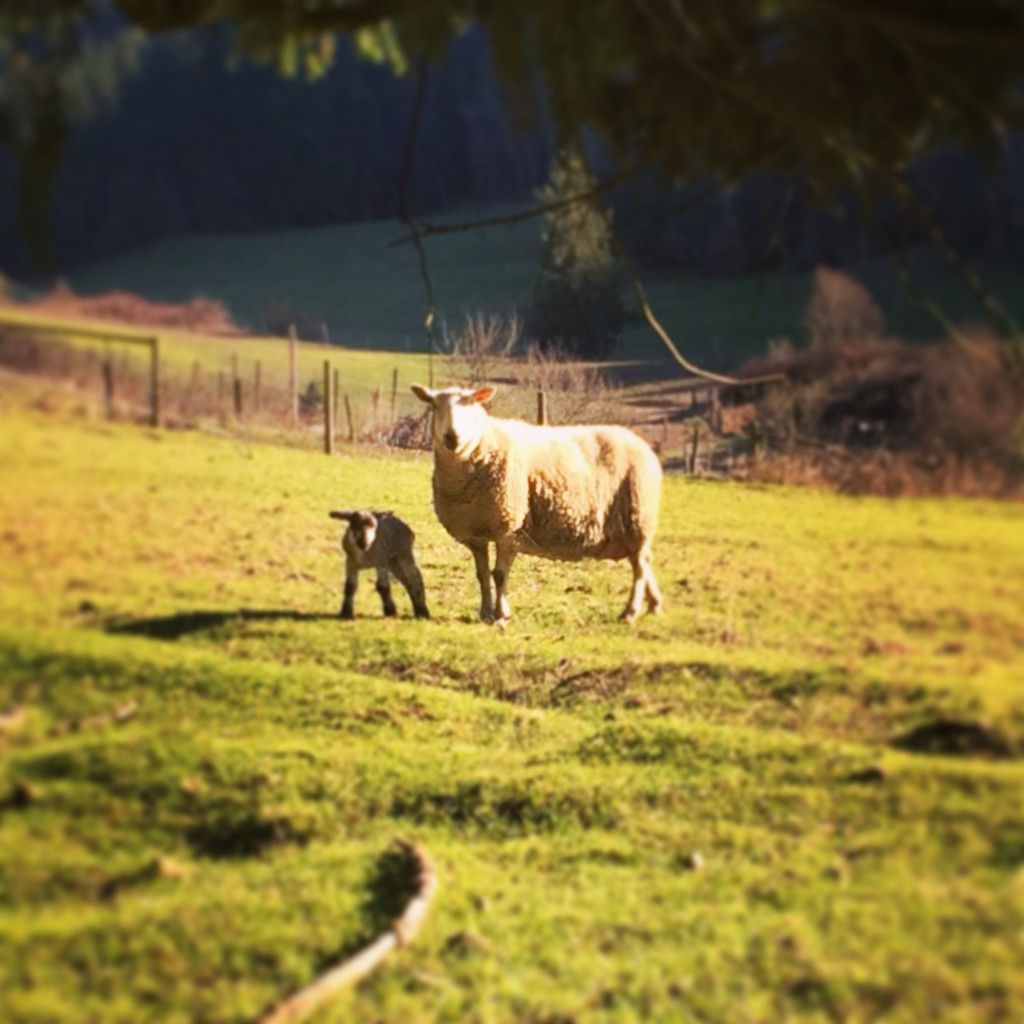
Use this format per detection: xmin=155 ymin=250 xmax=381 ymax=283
xmin=1 ymin=390 xmax=1023 ymax=1022
xmin=53 ymin=208 xmax=1024 ymax=367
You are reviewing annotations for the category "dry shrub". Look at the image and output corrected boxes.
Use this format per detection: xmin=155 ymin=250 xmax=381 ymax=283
xmin=388 ymin=412 xmax=431 ymax=449
xmin=737 ymin=265 xmax=1024 ymax=497
xmin=28 ymin=281 xmax=242 ymax=335
xmin=748 ymin=446 xmax=1022 ymax=499
xmin=503 ymin=342 xmax=619 ymax=424
xmin=803 ymin=265 xmax=886 ymax=347
xmin=444 ymin=312 xmax=523 ymax=384
xmin=913 ymin=333 xmax=1023 ymax=463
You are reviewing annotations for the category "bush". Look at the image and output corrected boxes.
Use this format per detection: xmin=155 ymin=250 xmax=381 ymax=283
xmin=913 ymin=333 xmax=1024 ymax=465
xmin=803 ymin=265 xmax=886 ymax=347
xmin=444 ymin=312 xmax=522 ymax=384
xmin=25 ymin=282 xmax=242 ymax=335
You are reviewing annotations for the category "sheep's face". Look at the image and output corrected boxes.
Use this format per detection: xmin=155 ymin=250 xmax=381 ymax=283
xmin=329 ymin=510 xmax=382 ymax=551
xmin=412 ymin=385 xmax=495 ymax=455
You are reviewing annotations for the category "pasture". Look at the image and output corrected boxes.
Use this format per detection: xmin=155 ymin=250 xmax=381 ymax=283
xmin=1 ymin=383 xmax=1023 ymax=1022
xmin=52 ymin=208 xmax=1024 ymax=366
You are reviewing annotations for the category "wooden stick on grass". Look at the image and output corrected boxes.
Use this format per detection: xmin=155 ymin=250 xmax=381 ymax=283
xmin=258 ymin=840 xmax=438 ymax=1024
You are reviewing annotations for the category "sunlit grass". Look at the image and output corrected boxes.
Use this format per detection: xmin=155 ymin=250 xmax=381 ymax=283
xmin=1 ymin=394 xmax=1022 ymax=1022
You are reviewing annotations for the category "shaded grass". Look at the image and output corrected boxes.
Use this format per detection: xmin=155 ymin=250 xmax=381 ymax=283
xmin=1 ymin=396 xmax=1023 ymax=1021
xmin=54 ymin=210 xmax=1024 ymax=368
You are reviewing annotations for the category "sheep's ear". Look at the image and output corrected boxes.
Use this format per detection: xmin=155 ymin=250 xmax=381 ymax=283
xmin=411 ymin=384 xmax=434 ymax=405
xmin=329 ymin=510 xmax=356 ymax=522
xmin=472 ymin=386 xmax=496 ymax=404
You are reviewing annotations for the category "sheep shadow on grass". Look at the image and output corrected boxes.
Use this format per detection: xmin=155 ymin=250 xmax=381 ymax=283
xmin=106 ymin=608 xmax=340 ymax=641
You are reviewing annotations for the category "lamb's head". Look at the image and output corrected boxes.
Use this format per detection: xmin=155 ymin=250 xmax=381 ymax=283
xmin=329 ymin=510 xmax=389 ymax=552
xmin=411 ymin=384 xmax=495 ymax=455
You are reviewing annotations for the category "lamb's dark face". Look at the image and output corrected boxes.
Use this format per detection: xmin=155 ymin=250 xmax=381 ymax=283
xmin=330 ymin=511 xmax=378 ymax=551
xmin=349 ymin=513 xmax=377 ymax=551
xmin=411 ymin=384 xmax=495 ymax=454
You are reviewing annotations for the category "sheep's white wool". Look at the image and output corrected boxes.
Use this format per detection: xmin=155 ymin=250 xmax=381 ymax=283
xmin=412 ymin=384 xmax=663 ymax=623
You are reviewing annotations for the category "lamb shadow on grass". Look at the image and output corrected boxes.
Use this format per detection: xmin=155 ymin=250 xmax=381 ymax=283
xmin=106 ymin=608 xmax=339 ymax=641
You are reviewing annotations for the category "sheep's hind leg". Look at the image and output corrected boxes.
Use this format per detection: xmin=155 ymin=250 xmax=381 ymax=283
xmin=391 ymin=555 xmax=430 ymax=619
xmin=642 ymin=548 xmax=664 ymax=615
xmin=492 ymin=540 xmax=516 ymax=623
xmin=621 ymin=543 xmax=662 ymax=623
xmin=468 ymin=541 xmax=495 ymax=622
xmin=620 ymin=554 xmax=646 ymax=623
xmin=638 ymin=561 xmax=663 ymax=614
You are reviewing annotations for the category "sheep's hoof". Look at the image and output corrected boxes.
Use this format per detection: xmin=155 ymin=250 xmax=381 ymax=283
xmin=414 ymin=607 xmax=431 ymax=620
xmin=618 ymin=608 xmax=640 ymax=625
xmin=383 ymin=606 xmax=398 ymax=618
xmin=339 ymin=607 xmax=354 ymax=621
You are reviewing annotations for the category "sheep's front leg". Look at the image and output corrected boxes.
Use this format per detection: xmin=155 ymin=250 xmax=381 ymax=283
xmin=375 ymin=564 xmax=398 ymax=617
xmin=340 ymin=557 xmax=359 ymax=620
xmin=492 ymin=540 xmax=516 ymax=623
xmin=468 ymin=541 xmax=495 ymax=622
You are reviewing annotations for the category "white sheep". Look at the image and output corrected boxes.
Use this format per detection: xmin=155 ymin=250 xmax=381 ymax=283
xmin=329 ymin=510 xmax=430 ymax=620
xmin=410 ymin=384 xmax=663 ymax=623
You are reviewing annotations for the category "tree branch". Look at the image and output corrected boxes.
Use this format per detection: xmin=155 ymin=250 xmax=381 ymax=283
xmin=258 ymin=840 xmax=438 ymax=1024
xmin=387 ymin=162 xmax=646 ymax=249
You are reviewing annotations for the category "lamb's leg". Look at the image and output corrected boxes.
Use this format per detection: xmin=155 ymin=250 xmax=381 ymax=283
xmin=468 ymin=541 xmax=495 ymax=622
xmin=340 ymin=558 xmax=358 ymax=620
xmin=375 ymin=564 xmax=398 ymax=617
xmin=391 ymin=555 xmax=430 ymax=619
xmin=492 ymin=540 xmax=516 ymax=622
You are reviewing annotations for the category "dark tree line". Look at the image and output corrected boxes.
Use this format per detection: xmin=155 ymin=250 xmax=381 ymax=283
xmin=0 ymin=24 xmax=555 ymax=275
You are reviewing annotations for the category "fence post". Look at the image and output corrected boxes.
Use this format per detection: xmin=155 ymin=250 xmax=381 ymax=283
xmin=254 ymin=361 xmax=262 ymax=414
xmin=390 ymin=367 xmax=398 ymax=424
xmin=233 ymin=376 xmax=243 ymax=420
xmin=333 ymin=368 xmax=340 ymax=431
xmin=102 ymin=356 xmax=115 ymax=420
xmin=537 ymin=390 xmax=548 ymax=425
xmin=288 ymin=325 xmax=298 ymax=426
xmin=323 ymin=361 xmax=335 ymax=455
xmin=688 ymin=423 xmax=700 ymax=474
xmin=344 ymin=394 xmax=355 ymax=442
xmin=709 ymin=386 xmax=722 ymax=434
xmin=149 ymin=336 xmax=162 ymax=428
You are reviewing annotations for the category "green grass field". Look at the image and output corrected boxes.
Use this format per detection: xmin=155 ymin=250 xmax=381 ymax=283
xmin=1 ymin=384 xmax=1023 ymax=1022
xmin=52 ymin=208 xmax=1024 ymax=367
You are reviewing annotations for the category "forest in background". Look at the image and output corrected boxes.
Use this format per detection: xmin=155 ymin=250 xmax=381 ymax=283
xmin=2 ymin=16 xmax=1024 ymax=287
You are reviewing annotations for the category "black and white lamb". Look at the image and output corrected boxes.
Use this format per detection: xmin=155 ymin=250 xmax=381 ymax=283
xmin=329 ymin=510 xmax=430 ymax=620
